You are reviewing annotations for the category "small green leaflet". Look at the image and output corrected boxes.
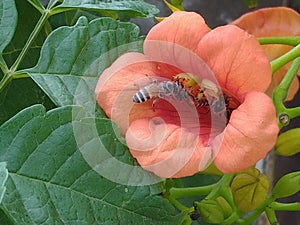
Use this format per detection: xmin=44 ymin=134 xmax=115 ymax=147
xmin=0 ymin=0 xmax=17 ymax=68
xmin=53 ymin=0 xmax=159 ymax=18
xmin=0 ymin=104 xmax=183 ymax=225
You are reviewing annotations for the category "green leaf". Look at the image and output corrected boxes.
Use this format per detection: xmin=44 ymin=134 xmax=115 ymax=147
xmin=24 ymin=16 xmax=143 ymax=116
xmin=0 ymin=0 xmax=17 ymax=58
xmin=52 ymin=0 xmax=159 ymax=19
xmin=0 ymin=162 xmax=8 ymax=203
xmin=0 ymin=104 xmax=182 ymax=224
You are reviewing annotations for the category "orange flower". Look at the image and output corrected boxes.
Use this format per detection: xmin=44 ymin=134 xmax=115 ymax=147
xmin=95 ymin=11 xmax=279 ymax=178
xmin=232 ymin=7 xmax=300 ymax=101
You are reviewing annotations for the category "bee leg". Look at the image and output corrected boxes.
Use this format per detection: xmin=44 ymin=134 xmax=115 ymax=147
xmin=152 ymin=97 xmax=159 ymax=111
xmin=187 ymin=92 xmax=197 ymax=106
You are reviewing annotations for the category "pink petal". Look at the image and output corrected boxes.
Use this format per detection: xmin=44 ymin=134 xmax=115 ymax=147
xmin=212 ymin=91 xmax=279 ymax=173
xmin=232 ymin=7 xmax=300 ymax=39
xmin=146 ymin=11 xmax=210 ymax=51
xmin=126 ymin=118 xmax=213 ymax=178
xmin=232 ymin=7 xmax=300 ymax=101
xmin=196 ymin=25 xmax=272 ymax=101
xmin=95 ymin=52 xmax=182 ymax=133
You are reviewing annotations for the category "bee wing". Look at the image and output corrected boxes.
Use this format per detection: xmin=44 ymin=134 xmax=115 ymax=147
xmin=201 ymin=79 xmax=220 ymax=99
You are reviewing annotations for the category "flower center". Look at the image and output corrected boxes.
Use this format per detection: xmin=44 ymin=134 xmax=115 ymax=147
xmin=172 ymin=73 xmax=241 ymax=122
xmin=220 ymin=89 xmax=241 ymax=120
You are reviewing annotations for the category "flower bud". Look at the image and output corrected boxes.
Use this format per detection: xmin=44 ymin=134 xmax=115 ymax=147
xmin=231 ymin=168 xmax=269 ymax=212
xmin=195 ymin=199 xmax=224 ymax=224
xmin=272 ymin=171 xmax=300 ymax=198
xmin=275 ymin=128 xmax=300 ymax=156
xmin=215 ymin=196 xmax=232 ymax=219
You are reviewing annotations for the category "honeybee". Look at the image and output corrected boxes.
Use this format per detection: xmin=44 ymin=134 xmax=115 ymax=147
xmin=173 ymin=73 xmax=209 ymax=107
xmin=200 ymin=79 xmax=239 ymax=120
xmin=200 ymin=79 xmax=225 ymax=111
xmin=173 ymin=74 xmax=236 ymax=120
xmin=133 ymin=78 xmax=193 ymax=109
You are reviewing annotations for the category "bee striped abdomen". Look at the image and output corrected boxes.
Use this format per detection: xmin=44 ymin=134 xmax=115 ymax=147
xmin=132 ymin=79 xmax=193 ymax=109
xmin=133 ymin=86 xmax=152 ymax=103
xmin=196 ymin=98 xmax=209 ymax=107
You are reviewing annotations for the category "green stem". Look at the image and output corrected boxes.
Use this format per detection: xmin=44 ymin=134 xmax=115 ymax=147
xmin=27 ymin=0 xmax=45 ymax=14
xmin=0 ymin=7 xmax=51 ymax=93
xmin=265 ymin=206 xmax=278 ymax=225
xmin=164 ymin=195 xmax=188 ymax=211
xmin=258 ymin=36 xmax=300 ymax=46
xmin=271 ymin=201 xmax=300 ymax=211
xmin=169 ymin=183 xmax=216 ymax=199
xmin=272 ymin=56 xmax=300 ymax=128
xmin=222 ymin=212 xmax=240 ymax=225
xmin=10 ymin=11 xmax=49 ymax=73
xmin=237 ymin=197 xmax=275 ymax=225
xmin=0 ymin=55 xmax=8 ymax=74
xmin=0 ymin=74 xmax=13 ymax=92
xmin=181 ymin=216 xmax=192 ymax=225
xmin=219 ymin=186 xmax=236 ymax=211
xmin=206 ymin=174 xmax=234 ymax=199
xmin=286 ymin=107 xmax=300 ymax=120
xmin=271 ymin=44 xmax=300 ymax=74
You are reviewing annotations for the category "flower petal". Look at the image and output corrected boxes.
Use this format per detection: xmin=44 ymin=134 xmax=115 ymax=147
xmin=126 ymin=118 xmax=213 ymax=178
xmin=232 ymin=7 xmax=300 ymax=40
xmin=144 ymin=12 xmax=215 ymax=83
xmin=212 ymin=91 xmax=279 ymax=173
xmin=146 ymin=11 xmax=210 ymax=51
xmin=95 ymin=52 xmax=182 ymax=133
xmin=232 ymin=7 xmax=300 ymax=101
xmin=196 ymin=25 xmax=272 ymax=102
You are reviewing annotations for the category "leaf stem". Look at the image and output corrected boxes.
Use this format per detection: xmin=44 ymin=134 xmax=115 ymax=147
xmin=169 ymin=183 xmax=216 ymax=199
xmin=237 ymin=197 xmax=275 ymax=225
xmin=0 ymin=7 xmax=51 ymax=93
xmin=265 ymin=206 xmax=278 ymax=225
xmin=222 ymin=212 xmax=240 ymax=225
xmin=27 ymin=0 xmax=45 ymax=14
xmin=164 ymin=195 xmax=188 ymax=211
xmin=0 ymin=74 xmax=13 ymax=93
xmin=271 ymin=201 xmax=300 ymax=211
xmin=272 ymin=56 xmax=300 ymax=128
xmin=0 ymin=55 xmax=9 ymax=74
xmin=206 ymin=174 xmax=234 ymax=199
xmin=258 ymin=36 xmax=300 ymax=46
xmin=270 ymin=44 xmax=300 ymax=74
xmin=286 ymin=106 xmax=300 ymax=120
xmin=10 ymin=11 xmax=49 ymax=73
